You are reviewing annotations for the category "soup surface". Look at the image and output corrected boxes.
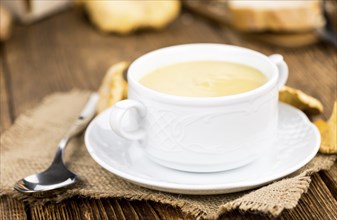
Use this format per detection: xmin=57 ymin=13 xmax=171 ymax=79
xmin=139 ymin=61 xmax=267 ymax=97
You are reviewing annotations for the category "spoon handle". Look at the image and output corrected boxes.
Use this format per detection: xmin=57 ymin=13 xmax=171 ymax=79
xmin=66 ymin=93 xmax=99 ymax=139
xmin=58 ymin=93 xmax=99 ymax=151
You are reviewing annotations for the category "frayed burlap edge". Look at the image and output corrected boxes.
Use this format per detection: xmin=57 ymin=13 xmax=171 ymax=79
xmin=1 ymin=157 xmax=335 ymax=220
xmin=216 ymin=156 xmax=336 ymax=219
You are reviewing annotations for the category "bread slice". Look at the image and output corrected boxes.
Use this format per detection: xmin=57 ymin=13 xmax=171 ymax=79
xmin=228 ymin=0 xmax=325 ymax=32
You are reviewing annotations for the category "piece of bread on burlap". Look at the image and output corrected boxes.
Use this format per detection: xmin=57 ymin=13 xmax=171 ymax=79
xmin=228 ymin=0 xmax=325 ymax=32
xmin=314 ymin=100 xmax=337 ymax=154
xmin=96 ymin=62 xmax=129 ymax=113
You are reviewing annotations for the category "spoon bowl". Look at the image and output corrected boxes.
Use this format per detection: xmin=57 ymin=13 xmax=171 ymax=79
xmin=14 ymin=93 xmax=99 ymax=194
xmin=14 ymin=162 xmax=78 ymax=193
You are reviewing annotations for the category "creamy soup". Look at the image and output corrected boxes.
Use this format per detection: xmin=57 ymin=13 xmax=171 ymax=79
xmin=139 ymin=61 xmax=267 ymax=97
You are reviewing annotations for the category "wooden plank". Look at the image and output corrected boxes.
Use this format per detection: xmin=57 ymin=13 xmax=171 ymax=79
xmin=28 ymin=197 xmax=196 ymax=220
xmin=0 ymin=45 xmax=13 ymax=133
xmin=220 ymin=210 xmax=270 ymax=220
xmin=117 ymin=199 xmax=140 ymax=220
xmin=127 ymin=200 xmax=161 ymax=220
xmin=110 ymin=199 xmax=127 ymax=220
xmin=30 ymin=198 xmax=109 ymax=220
xmin=320 ymin=162 xmax=337 ymax=200
xmin=100 ymin=199 xmax=118 ymax=220
xmin=0 ymin=196 xmax=27 ymax=220
xmin=150 ymin=201 xmax=191 ymax=220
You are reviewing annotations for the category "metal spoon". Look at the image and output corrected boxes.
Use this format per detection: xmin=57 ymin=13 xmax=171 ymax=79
xmin=14 ymin=93 xmax=99 ymax=194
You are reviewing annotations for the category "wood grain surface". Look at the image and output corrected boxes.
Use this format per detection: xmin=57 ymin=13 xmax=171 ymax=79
xmin=1 ymin=9 xmax=336 ymax=220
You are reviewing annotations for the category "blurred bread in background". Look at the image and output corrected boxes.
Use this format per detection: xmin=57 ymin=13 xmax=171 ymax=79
xmin=183 ymin=0 xmax=336 ymax=47
xmin=82 ymin=0 xmax=181 ymax=34
xmin=228 ymin=0 xmax=325 ymax=32
xmin=0 ymin=5 xmax=12 ymax=41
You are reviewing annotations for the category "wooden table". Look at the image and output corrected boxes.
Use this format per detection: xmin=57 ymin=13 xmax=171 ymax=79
xmin=1 ymin=9 xmax=336 ymax=220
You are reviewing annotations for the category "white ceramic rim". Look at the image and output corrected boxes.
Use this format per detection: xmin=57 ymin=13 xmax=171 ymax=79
xmin=85 ymin=103 xmax=320 ymax=194
xmin=128 ymin=43 xmax=279 ymax=105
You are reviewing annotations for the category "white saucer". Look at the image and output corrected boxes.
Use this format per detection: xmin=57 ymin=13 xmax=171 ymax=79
xmin=85 ymin=102 xmax=320 ymax=195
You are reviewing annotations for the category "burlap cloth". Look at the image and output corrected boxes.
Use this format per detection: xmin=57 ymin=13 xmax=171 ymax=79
xmin=1 ymin=90 xmax=335 ymax=219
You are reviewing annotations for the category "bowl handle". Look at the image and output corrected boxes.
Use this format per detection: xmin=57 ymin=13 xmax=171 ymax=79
xmin=269 ymin=54 xmax=289 ymax=90
xmin=109 ymin=100 xmax=147 ymax=140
